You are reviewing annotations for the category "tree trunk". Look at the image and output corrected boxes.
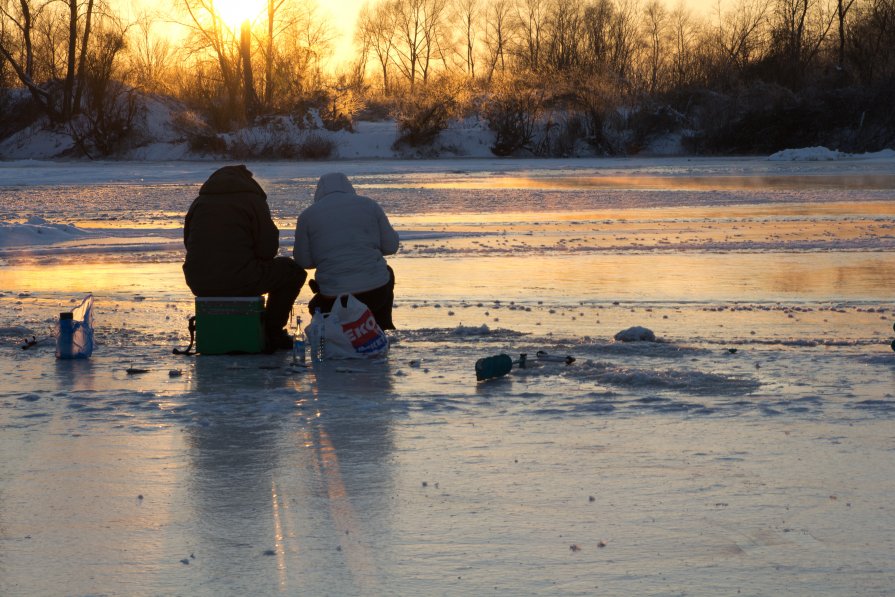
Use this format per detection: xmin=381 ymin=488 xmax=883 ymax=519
xmin=73 ymin=0 xmax=95 ymax=116
xmin=265 ymin=0 xmax=274 ymax=107
xmin=20 ymin=0 xmax=34 ymax=77
xmin=62 ymin=0 xmax=78 ymax=121
xmin=240 ymin=20 xmax=259 ymax=121
xmin=837 ymin=0 xmax=855 ymax=70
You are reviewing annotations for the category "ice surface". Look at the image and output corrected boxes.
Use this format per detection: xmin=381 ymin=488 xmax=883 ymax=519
xmin=1 ymin=158 xmax=894 ymax=596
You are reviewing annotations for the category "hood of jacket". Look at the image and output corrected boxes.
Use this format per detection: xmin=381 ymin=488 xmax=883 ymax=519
xmin=313 ymin=172 xmax=356 ymax=202
xmin=199 ymin=165 xmax=267 ymax=198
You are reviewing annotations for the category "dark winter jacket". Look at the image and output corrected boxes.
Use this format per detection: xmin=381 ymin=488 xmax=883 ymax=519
xmin=183 ymin=165 xmax=280 ymax=295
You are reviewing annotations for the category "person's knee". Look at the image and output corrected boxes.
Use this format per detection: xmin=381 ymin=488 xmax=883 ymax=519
xmin=272 ymin=256 xmax=307 ymax=289
xmin=292 ymin=264 xmax=308 ymax=288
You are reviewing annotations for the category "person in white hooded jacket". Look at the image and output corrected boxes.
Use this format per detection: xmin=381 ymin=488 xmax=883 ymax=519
xmin=293 ymin=173 xmax=400 ymax=328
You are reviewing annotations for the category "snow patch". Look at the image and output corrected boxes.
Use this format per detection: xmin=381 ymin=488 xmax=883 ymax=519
xmin=614 ymin=326 xmax=657 ymax=342
xmin=0 ymin=219 xmax=92 ymax=248
xmin=639 ymin=132 xmax=689 ymax=157
xmin=452 ymin=324 xmax=492 ymax=336
xmin=769 ymin=146 xmax=895 ymax=161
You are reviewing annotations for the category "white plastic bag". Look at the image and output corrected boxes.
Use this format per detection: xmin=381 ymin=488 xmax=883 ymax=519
xmin=56 ymin=294 xmax=94 ymax=359
xmin=305 ymin=294 xmax=389 ymax=360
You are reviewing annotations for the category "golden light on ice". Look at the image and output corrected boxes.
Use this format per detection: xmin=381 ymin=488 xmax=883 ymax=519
xmin=213 ymin=0 xmax=264 ymax=31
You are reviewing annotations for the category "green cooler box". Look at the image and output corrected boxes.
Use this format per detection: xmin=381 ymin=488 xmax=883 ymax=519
xmin=195 ymin=297 xmax=265 ymax=354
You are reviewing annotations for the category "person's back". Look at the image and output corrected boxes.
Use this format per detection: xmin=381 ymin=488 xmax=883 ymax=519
xmin=294 ymin=173 xmax=399 ymax=327
xmin=183 ymin=165 xmax=279 ymax=294
xmin=184 ymin=165 xmax=306 ymax=351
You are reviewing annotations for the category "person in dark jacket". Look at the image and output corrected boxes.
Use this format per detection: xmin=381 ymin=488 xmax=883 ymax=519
xmin=183 ymin=165 xmax=306 ymax=351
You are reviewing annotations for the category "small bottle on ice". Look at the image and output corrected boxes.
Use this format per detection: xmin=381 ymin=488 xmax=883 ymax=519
xmin=308 ymin=308 xmax=325 ymax=363
xmin=292 ymin=315 xmax=306 ymax=365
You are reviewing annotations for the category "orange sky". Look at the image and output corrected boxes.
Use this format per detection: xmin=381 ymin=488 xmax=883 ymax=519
xmin=120 ymin=0 xmax=364 ymax=65
xmin=120 ymin=0 xmax=721 ymax=69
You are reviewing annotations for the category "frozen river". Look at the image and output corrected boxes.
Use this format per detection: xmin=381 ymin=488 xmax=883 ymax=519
xmin=1 ymin=156 xmax=894 ymax=595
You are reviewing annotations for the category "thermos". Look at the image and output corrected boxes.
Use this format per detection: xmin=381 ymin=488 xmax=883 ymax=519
xmin=475 ymin=354 xmax=513 ymax=381
xmin=56 ymin=312 xmax=75 ymax=359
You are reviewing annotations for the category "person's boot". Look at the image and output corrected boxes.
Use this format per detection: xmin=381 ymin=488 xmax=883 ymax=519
xmin=264 ymin=328 xmax=293 ymax=353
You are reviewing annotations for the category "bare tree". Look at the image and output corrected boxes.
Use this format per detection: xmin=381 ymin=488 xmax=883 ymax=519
xmin=354 ymin=3 xmax=373 ymax=82
xmin=0 ymin=0 xmax=49 ymax=111
xmin=772 ymin=0 xmax=810 ymax=68
xmin=178 ymin=0 xmax=243 ymax=123
xmin=582 ymin=0 xmax=614 ymax=72
xmin=70 ymin=0 xmax=96 ymax=119
xmin=128 ymin=13 xmax=174 ymax=93
xmin=482 ymin=0 xmax=514 ymax=82
xmin=608 ymin=0 xmax=642 ymax=82
xmin=771 ymin=0 xmax=812 ymax=76
xmin=253 ymin=0 xmax=332 ymax=110
xmin=357 ymin=0 xmax=397 ymax=94
xmin=847 ymin=0 xmax=895 ymax=84
xmin=768 ymin=0 xmax=834 ymax=84
xmin=419 ymin=0 xmax=449 ymax=84
xmin=642 ymin=0 xmax=668 ymax=93
xmin=390 ymin=0 xmax=423 ymax=93
xmin=544 ymin=0 xmax=585 ymax=73
xmin=836 ymin=0 xmax=857 ymax=69
xmin=515 ymin=0 xmax=547 ymax=72
xmin=580 ymin=0 xmax=642 ymax=83
xmin=239 ymin=19 xmax=258 ymax=118
xmin=452 ymin=0 xmax=479 ymax=78
xmin=270 ymin=0 xmax=333 ymax=100
xmin=712 ymin=0 xmax=771 ymax=81
xmin=0 ymin=0 xmax=101 ymax=122
xmin=390 ymin=0 xmax=449 ymax=94
xmin=34 ymin=6 xmax=68 ymax=80
xmin=263 ymin=0 xmax=288 ymax=107
xmin=668 ymin=3 xmax=702 ymax=88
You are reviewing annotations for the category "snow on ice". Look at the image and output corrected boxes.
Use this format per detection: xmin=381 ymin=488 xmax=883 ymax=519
xmin=0 ymin=216 xmax=92 ymax=248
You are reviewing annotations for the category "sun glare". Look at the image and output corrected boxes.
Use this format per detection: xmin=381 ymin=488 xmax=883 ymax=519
xmin=213 ymin=0 xmax=263 ymax=31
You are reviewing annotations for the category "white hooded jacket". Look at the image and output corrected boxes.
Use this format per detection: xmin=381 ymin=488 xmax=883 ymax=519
xmin=293 ymin=173 xmax=399 ymax=296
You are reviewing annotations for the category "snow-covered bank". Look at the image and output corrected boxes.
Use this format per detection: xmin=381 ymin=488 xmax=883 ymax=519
xmin=0 ymin=94 xmax=497 ymax=161
xmin=3 ymin=90 xmax=891 ymax=164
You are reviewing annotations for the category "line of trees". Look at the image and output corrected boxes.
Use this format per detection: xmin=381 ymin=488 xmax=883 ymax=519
xmin=170 ymin=0 xmax=334 ymax=128
xmin=1 ymin=0 xmax=334 ymax=130
xmin=2 ymin=0 xmax=894 ymax=155
xmin=0 ymin=0 xmax=104 ymax=123
xmin=355 ymin=0 xmax=895 ymax=95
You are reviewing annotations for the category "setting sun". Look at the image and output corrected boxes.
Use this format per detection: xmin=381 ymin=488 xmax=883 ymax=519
xmin=213 ymin=0 xmax=264 ymax=31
